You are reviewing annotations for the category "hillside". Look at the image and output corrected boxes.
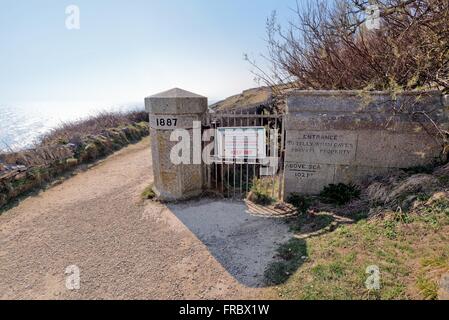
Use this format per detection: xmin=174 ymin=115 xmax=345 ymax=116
xmin=210 ymin=86 xmax=275 ymax=113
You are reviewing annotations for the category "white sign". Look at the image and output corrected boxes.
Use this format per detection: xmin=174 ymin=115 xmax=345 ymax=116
xmin=216 ymin=127 xmax=266 ymax=160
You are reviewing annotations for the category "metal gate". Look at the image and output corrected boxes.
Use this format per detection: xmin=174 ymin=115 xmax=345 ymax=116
xmin=203 ymin=110 xmax=285 ymax=200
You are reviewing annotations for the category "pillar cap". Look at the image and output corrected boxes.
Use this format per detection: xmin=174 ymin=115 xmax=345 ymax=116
xmin=145 ymin=88 xmax=208 ymax=115
xmin=149 ymin=88 xmax=206 ymax=99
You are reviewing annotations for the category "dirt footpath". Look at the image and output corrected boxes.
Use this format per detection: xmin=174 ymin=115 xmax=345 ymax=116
xmin=0 ymin=139 xmax=287 ymax=300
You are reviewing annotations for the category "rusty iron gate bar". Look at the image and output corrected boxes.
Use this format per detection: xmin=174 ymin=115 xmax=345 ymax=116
xmin=203 ymin=110 xmax=285 ymax=200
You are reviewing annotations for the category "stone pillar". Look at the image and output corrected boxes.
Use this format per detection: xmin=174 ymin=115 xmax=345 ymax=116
xmin=145 ymin=88 xmax=207 ymax=201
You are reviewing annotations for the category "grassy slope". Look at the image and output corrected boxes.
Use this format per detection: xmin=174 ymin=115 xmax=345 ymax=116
xmin=1 ymin=111 xmax=149 ymax=210
xmin=265 ymin=195 xmax=449 ymax=300
xmin=210 ymin=87 xmax=272 ymax=111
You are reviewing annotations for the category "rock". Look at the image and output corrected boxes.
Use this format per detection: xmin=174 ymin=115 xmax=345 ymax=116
xmin=438 ymin=273 xmax=449 ymax=300
xmin=66 ymin=158 xmax=78 ymax=167
xmin=14 ymin=172 xmax=27 ymax=181
xmin=425 ymin=191 xmax=449 ymax=206
xmin=386 ymin=174 xmax=440 ymax=207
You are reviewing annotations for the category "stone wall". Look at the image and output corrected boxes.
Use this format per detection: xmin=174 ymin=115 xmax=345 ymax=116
xmin=284 ymin=90 xmax=449 ymax=197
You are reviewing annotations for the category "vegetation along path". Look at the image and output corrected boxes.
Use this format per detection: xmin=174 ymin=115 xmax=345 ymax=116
xmin=0 ymin=138 xmax=270 ymax=299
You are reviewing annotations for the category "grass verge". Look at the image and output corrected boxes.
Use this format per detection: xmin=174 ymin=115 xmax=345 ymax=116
xmin=265 ymin=194 xmax=449 ymax=300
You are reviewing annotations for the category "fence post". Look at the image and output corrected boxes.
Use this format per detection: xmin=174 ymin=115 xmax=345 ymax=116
xmin=145 ymin=88 xmax=208 ymax=201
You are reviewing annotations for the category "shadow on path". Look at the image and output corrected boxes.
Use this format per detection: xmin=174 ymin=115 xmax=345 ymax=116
xmin=168 ymin=199 xmax=294 ymax=288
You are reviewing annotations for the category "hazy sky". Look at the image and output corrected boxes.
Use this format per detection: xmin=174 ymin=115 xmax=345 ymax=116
xmin=0 ymin=0 xmax=296 ymax=106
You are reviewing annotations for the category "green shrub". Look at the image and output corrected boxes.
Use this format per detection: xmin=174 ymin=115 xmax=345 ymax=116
xmin=320 ymin=183 xmax=361 ymax=206
xmin=141 ymin=185 xmax=156 ymax=200
xmin=40 ymin=110 xmax=148 ymax=146
xmin=250 ymin=192 xmax=275 ymax=206
xmin=402 ymin=165 xmax=435 ymax=175
xmin=248 ymin=177 xmax=276 ymax=205
xmin=287 ymin=193 xmax=311 ymax=214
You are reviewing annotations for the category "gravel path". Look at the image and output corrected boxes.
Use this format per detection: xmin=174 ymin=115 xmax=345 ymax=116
xmin=0 ymin=138 xmax=288 ymax=300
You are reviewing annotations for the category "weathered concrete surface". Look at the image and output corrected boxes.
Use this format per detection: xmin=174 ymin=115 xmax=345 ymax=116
xmin=145 ymin=88 xmax=207 ymax=201
xmin=145 ymin=88 xmax=208 ymax=115
xmin=284 ymin=90 xmax=448 ymax=196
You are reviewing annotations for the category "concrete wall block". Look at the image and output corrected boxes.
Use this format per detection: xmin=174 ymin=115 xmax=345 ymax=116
xmin=284 ymin=90 xmax=447 ymax=198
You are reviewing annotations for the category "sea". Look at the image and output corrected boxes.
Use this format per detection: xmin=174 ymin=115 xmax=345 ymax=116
xmin=0 ymin=102 xmax=144 ymax=152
